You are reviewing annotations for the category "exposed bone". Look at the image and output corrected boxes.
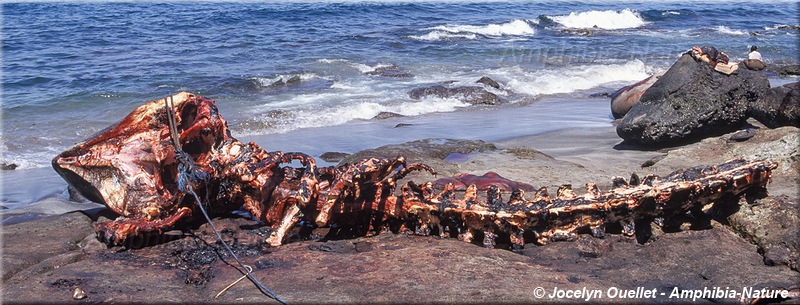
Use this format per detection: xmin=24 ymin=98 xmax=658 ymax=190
xmin=52 ymin=93 xmax=779 ymax=249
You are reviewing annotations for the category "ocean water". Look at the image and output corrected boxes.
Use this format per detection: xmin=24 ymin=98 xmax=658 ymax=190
xmin=1 ymin=1 xmax=798 ymax=209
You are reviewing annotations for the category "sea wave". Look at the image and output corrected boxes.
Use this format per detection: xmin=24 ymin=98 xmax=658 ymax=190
xmin=317 ymin=58 xmax=398 ymax=74
xmin=250 ymin=73 xmax=323 ymax=87
xmin=410 ymin=19 xmax=534 ymax=41
xmin=239 ymin=96 xmax=470 ymax=135
xmin=547 ymin=8 xmax=648 ymax=30
xmin=500 ymin=60 xmax=650 ymax=97
xmin=765 ymin=24 xmax=800 ymax=30
xmin=408 ymin=31 xmax=478 ymax=41
xmin=715 ymin=25 xmax=748 ymax=36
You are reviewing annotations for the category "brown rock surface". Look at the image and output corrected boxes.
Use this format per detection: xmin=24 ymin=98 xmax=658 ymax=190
xmin=3 ymin=123 xmax=798 ymax=304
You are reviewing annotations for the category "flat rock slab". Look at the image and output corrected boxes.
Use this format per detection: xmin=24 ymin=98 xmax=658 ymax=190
xmin=4 ymin=124 xmax=798 ymax=304
xmin=3 ymin=210 xmax=798 ymax=304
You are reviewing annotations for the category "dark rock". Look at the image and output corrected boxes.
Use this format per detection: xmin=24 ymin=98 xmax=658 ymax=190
xmin=339 ymin=138 xmax=496 ymax=166
xmin=774 ymin=65 xmax=800 ymax=76
xmin=365 ymin=65 xmax=414 ymax=78
xmin=3 ymin=196 xmax=799 ymax=303
xmin=640 ymin=155 xmax=666 ymax=168
xmin=775 ymin=25 xmax=800 ymax=31
xmin=589 ymin=92 xmax=612 ymax=98
xmin=750 ymin=82 xmax=800 ymax=128
xmin=728 ymin=128 xmax=758 ymax=142
xmin=505 ymin=147 xmax=555 ymax=160
xmin=1 ymin=163 xmax=18 ymax=170
xmin=394 ymin=123 xmax=414 ymax=128
xmin=560 ymin=28 xmax=595 ymax=36
xmin=372 ymin=111 xmax=405 ymax=120
xmin=319 ymin=152 xmax=350 ymax=163
xmin=285 ymin=75 xmax=302 ymax=84
xmin=616 ymin=53 xmax=769 ymax=146
xmin=408 ymin=85 xmax=500 ymax=105
xmin=476 ymin=76 xmax=501 ymax=89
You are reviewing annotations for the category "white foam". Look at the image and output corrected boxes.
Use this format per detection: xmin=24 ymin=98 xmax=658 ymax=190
xmin=317 ymin=58 xmax=398 ymax=74
xmin=251 ymin=72 xmax=321 ymax=87
xmin=412 ymin=19 xmax=534 ymax=41
xmin=408 ymin=31 xmax=478 ymax=41
xmin=715 ymin=25 xmax=748 ymax=36
xmin=1 ymin=149 xmax=61 ymax=170
xmin=549 ymin=8 xmax=647 ymax=30
xmin=350 ymin=62 xmax=395 ymax=74
xmin=500 ymin=60 xmax=650 ymax=97
xmin=243 ymin=96 xmax=470 ymax=135
xmin=765 ymin=24 xmax=797 ymax=30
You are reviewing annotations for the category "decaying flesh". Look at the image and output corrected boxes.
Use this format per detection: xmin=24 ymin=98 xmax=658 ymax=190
xmin=53 ymin=92 xmax=317 ymax=246
xmin=53 ymin=92 xmax=778 ymax=249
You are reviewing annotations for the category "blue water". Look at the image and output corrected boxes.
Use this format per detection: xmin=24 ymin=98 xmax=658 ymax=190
xmin=1 ymin=1 xmax=798 ymax=208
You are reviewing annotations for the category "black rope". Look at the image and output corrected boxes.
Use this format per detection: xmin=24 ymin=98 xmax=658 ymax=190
xmin=163 ymin=96 xmax=289 ymax=305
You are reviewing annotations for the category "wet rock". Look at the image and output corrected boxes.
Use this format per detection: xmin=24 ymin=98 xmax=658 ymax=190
xmin=616 ymin=53 xmax=769 ymax=147
xmin=775 ymin=25 xmax=800 ymax=31
xmin=372 ymin=111 xmax=405 ymax=120
xmin=589 ymin=91 xmax=613 ymax=98
xmin=365 ymin=65 xmax=414 ymax=78
xmin=476 ymin=76 xmax=501 ymax=89
xmin=2 ymin=212 xmax=95 ymax=282
xmin=408 ymin=85 xmax=500 ymax=105
xmin=749 ymin=82 xmax=800 ymax=128
xmin=771 ymin=65 xmax=800 ymax=76
xmin=1 ymin=162 xmax=18 ymax=170
xmin=339 ymin=138 xmax=497 ymax=166
xmin=319 ymin=152 xmax=350 ymax=163
xmin=285 ymin=75 xmax=301 ymax=84
xmin=560 ymin=28 xmax=596 ymax=36
xmin=504 ymin=146 xmax=555 ymax=160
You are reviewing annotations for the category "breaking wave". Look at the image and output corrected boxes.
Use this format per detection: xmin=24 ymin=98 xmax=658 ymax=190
xmin=239 ymin=96 xmax=470 ymax=135
xmin=250 ymin=73 xmax=322 ymax=87
xmin=500 ymin=60 xmax=650 ymax=97
xmin=547 ymin=8 xmax=648 ymax=30
xmin=410 ymin=19 xmax=535 ymax=41
xmin=715 ymin=25 xmax=748 ymax=36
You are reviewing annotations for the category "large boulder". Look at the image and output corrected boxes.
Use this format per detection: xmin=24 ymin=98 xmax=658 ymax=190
xmin=408 ymin=85 xmax=500 ymax=105
xmin=749 ymin=82 xmax=800 ymax=128
xmin=616 ymin=53 xmax=769 ymax=146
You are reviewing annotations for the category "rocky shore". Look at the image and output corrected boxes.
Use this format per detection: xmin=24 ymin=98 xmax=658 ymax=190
xmin=3 ymin=117 xmax=798 ymax=304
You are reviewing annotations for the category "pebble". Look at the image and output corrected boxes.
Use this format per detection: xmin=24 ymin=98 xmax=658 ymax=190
xmin=73 ymin=287 xmax=87 ymax=300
